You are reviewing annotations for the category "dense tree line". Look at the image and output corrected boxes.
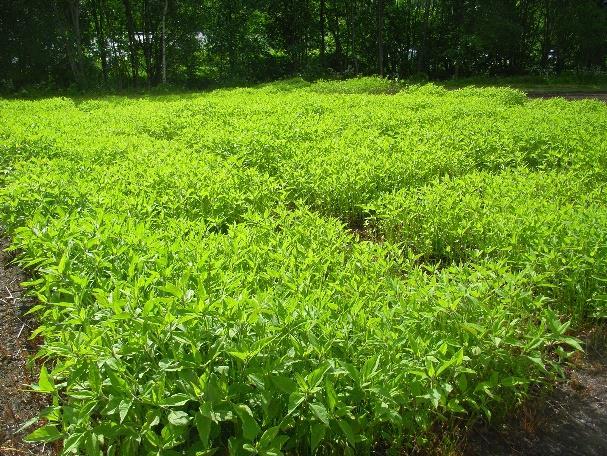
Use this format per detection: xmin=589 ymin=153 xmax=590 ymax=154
xmin=2 ymin=0 xmax=607 ymax=90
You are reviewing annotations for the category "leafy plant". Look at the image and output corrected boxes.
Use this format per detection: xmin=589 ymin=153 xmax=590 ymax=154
xmin=0 ymin=79 xmax=604 ymax=454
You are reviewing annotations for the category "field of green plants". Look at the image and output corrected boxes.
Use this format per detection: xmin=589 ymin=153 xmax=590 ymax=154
xmin=1 ymin=77 xmax=606 ymax=455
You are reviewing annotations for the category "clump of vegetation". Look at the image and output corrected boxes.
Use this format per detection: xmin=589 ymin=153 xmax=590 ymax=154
xmin=369 ymin=169 xmax=607 ymax=319
xmin=0 ymin=78 xmax=605 ymax=455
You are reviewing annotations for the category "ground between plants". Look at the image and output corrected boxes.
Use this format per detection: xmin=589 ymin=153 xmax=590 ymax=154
xmin=464 ymin=328 xmax=607 ymax=456
xmin=0 ymin=237 xmax=54 ymax=456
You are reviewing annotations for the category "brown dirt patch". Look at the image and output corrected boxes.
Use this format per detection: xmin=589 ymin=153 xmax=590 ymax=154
xmin=0 ymin=237 xmax=53 ymax=456
xmin=464 ymin=328 xmax=607 ymax=456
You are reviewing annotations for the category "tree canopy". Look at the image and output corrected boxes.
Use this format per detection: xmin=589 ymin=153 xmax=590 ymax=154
xmin=1 ymin=0 xmax=607 ymax=90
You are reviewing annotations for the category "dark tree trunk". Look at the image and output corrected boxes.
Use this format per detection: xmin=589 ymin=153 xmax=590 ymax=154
xmin=328 ymin=0 xmax=342 ymax=70
xmin=348 ymin=0 xmax=358 ymax=73
xmin=378 ymin=0 xmax=384 ymax=76
xmin=453 ymin=0 xmax=464 ymax=78
xmin=92 ymin=0 xmax=109 ymax=82
xmin=63 ymin=0 xmax=85 ymax=85
xmin=541 ymin=0 xmax=553 ymax=68
xmin=161 ymin=0 xmax=167 ymax=84
xmin=122 ymin=0 xmax=139 ymax=83
xmin=417 ymin=0 xmax=432 ymax=74
xmin=515 ymin=0 xmax=531 ymax=73
xmin=320 ymin=0 xmax=326 ymax=66
xmin=142 ymin=0 xmax=154 ymax=85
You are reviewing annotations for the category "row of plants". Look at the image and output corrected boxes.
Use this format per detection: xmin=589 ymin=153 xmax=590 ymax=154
xmin=369 ymin=169 xmax=607 ymax=320
xmin=0 ymin=78 xmax=605 ymax=454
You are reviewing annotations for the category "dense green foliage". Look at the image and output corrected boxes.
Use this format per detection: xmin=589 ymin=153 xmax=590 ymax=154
xmin=371 ymin=169 xmax=607 ymax=318
xmin=2 ymin=0 xmax=607 ymax=90
xmin=1 ymin=78 xmax=606 ymax=454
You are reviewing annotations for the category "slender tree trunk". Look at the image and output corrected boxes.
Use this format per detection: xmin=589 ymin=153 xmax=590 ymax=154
xmin=401 ymin=0 xmax=413 ymax=76
xmin=141 ymin=0 xmax=164 ymax=85
xmin=142 ymin=0 xmax=154 ymax=85
xmin=348 ymin=0 xmax=358 ymax=73
xmin=59 ymin=6 xmax=79 ymax=83
xmin=92 ymin=0 xmax=109 ymax=82
xmin=328 ymin=0 xmax=342 ymax=70
xmin=319 ymin=0 xmax=326 ymax=66
xmin=541 ymin=0 xmax=552 ymax=68
xmin=122 ymin=0 xmax=139 ymax=84
xmin=227 ymin=4 xmax=236 ymax=74
xmin=378 ymin=0 xmax=384 ymax=76
xmin=515 ymin=0 xmax=530 ymax=73
xmin=303 ymin=0 xmax=310 ymax=68
xmin=105 ymin=6 xmax=122 ymax=86
xmin=417 ymin=0 xmax=431 ymax=74
xmin=72 ymin=1 xmax=83 ymax=73
xmin=453 ymin=0 xmax=464 ymax=78
xmin=64 ymin=0 xmax=84 ymax=85
xmin=161 ymin=0 xmax=167 ymax=84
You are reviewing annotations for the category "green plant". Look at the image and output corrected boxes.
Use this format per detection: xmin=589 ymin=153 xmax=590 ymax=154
xmin=0 ymin=78 xmax=604 ymax=454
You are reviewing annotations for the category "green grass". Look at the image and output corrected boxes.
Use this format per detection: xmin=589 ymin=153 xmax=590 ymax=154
xmin=0 ymin=78 xmax=606 ymax=455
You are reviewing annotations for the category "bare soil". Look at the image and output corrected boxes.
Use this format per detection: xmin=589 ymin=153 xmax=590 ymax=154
xmin=465 ymin=329 xmax=607 ymax=456
xmin=0 ymin=238 xmax=53 ymax=456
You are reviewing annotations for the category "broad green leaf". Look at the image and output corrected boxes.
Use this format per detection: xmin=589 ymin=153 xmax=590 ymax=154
xmin=36 ymin=366 xmax=54 ymax=393
xmin=337 ymin=420 xmax=356 ymax=446
xmin=195 ymin=412 xmax=212 ymax=448
xmin=234 ymin=404 xmax=261 ymax=442
xmin=309 ymin=403 xmax=329 ymax=426
xmin=119 ymin=399 xmax=132 ymax=423
xmin=161 ymin=394 xmax=190 ymax=407
xmin=270 ymin=375 xmax=298 ymax=394
xmin=287 ymin=392 xmax=305 ymax=416
xmin=168 ymin=410 xmax=191 ymax=426
xmin=25 ymin=425 xmax=62 ymax=443
xmin=258 ymin=425 xmax=280 ymax=449
xmin=63 ymin=432 xmax=84 ymax=453
xmin=561 ymin=337 xmax=583 ymax=352
xmin=310 ymin=422 xmax=325 ymax=453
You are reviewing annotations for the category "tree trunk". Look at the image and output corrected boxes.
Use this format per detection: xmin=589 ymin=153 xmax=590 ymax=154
xmin=161 ymin=0 xmax=167 ymax=84
xmin=541 ymin=0 xmax=552 ymax=68
xmin=514 ymin=0 xmax=530 ymax=73
xmin=64 ymin=0 xmax=84 ymax=85
xmin=328 ymin=0 xmax=342 ymax=70
xmin=348 ymin=0 xmax=358 ymax=73
xmin=122 ymin=0 xmax=139 ymax=84
xmin=142 ymin=0 xmax=154 ymax=85
xmin=320 ymin=0 xmax=326 ymax=66
xmin=417 ymin=0 xmax=432 ymax=74
xmin=92 ymin=0 xmax=109 ymax=82
xmin=378 ymin=0 xmax=384 ymax=76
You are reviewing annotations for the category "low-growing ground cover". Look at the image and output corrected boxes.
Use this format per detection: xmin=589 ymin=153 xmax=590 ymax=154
xmin=0 ymin=78 xmax=606 ymax=455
